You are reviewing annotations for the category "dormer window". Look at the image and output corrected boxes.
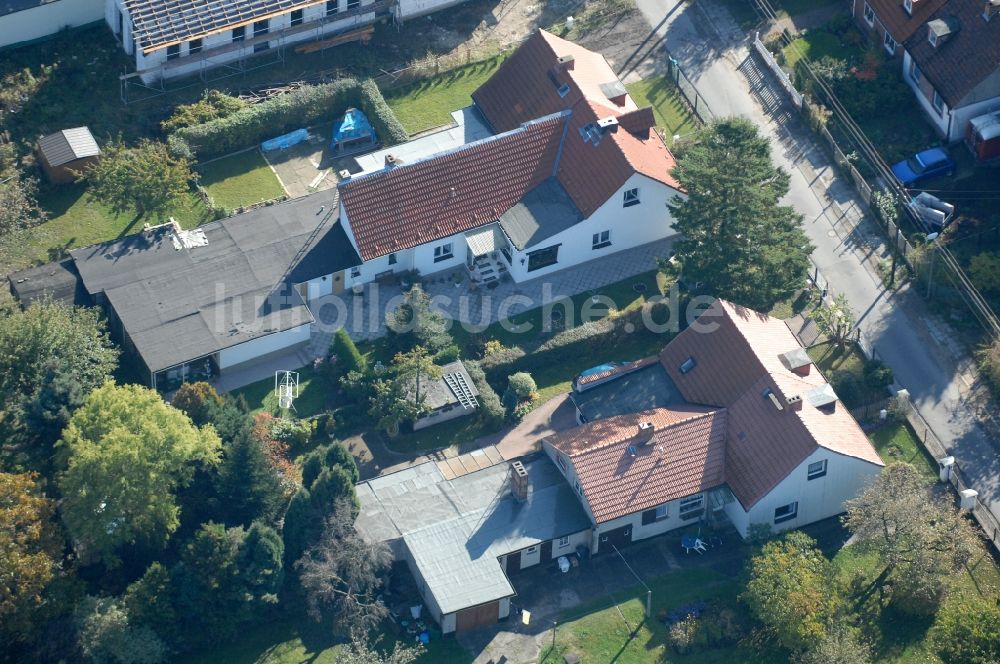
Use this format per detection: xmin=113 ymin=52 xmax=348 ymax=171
xmin=928 ymin=30 xmax=938 ymax=46
xmin=904 ymin=0 xmax=912 ymax=15
xmin=578 ymin=123 xmax=601 ymax=145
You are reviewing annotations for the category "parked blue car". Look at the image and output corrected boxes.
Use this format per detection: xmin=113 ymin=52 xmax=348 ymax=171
xmin=891 ymin=147 xmax=956 ymax=186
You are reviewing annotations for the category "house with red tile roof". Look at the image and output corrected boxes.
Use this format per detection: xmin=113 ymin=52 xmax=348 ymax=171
xmin=899 ymin=0 xmax=1000 ymax=142
xmin=543 ymin=299 xmax=884 ymax=551
xmin=336 ymin=29 xmax=683 ymax=289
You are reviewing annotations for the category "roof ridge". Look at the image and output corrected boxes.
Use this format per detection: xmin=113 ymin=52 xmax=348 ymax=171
xmin=340 ymin=109 xmax=572 ymax=190
xmin=569 ymin=408 xmax=721 ymax=458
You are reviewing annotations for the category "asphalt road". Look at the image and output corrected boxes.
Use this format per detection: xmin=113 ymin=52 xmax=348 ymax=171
xmin=635 ymin=0 xmax=999 ymax=520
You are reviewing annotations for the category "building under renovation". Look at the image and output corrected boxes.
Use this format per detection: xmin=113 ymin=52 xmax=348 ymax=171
xmin=107 ymin=0 xmax=472 ymax=84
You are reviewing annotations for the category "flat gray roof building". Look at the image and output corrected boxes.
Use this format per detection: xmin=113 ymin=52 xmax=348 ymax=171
xmin=355 ymin=456 xmax=591 ymax=630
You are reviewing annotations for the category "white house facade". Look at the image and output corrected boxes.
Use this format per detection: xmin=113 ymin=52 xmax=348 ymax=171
xmin=1 ymin=0 xmax=103 ymax=49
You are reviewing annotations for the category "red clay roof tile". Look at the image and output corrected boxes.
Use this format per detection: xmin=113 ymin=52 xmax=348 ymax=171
xmin=338 ymin=113 xmax=566 ymax=261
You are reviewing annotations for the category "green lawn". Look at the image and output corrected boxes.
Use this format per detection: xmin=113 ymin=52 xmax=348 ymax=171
xmin=384 ymin=56 xmax=507 ymax=135
xmin=197 ymin=149 xmax=285 ymax=212
xmin=0 ymin=184 xmax=212 ymax=274
xmin=453 ymin=270 xmax=665 ymax=352
xmin=867 ymin=421 xmax=938 ymax=481
xmin=538 ymin=567 xmax=771 ymax=664
xmin=772 ymin=0 xmax=840 ymax=18
xmin=626 ymin=76 xmax=702 ymax=144
xmin=782 ymin=30 xmax=858 ymax=70
xmin=230 ymin=364 xmax=330 ymax=418
xmin=806 ymin=341 xmax=888 ymax=408
xmin=387 ymin=413 xmax=492 ymax=454
xmin=181 ymin=617 xmax=469 ymax=664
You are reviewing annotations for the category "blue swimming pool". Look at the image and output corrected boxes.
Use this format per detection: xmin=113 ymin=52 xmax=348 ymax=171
xmin=579 ymin=363 xmax=618 ymax=377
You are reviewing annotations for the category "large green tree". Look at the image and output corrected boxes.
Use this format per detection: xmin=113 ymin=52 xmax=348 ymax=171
xmin=0 ymin=299 xmax=118 ymax=470
xmin=742 ymin=531 xmax=840 ymax=651
xmin=843 ymin=463 xmax=978 ymax=615
xmin=666 ymin=117 xmax=812 ymax=310
xmin=80 ymin=138 xmax=194 ymax=219
xmin=0 ymin=172 xmax=46 ymax=238
xmin=385 ymin=286 xmax=452 ymax=354
xmin=0 ymin=471 xmax=64 ymax=644
xmin=57 ymin=383 xmax=221 ymax=566
xmin=214 ymin=426 xmax=285 ymax=527
xmin=74 ymin=596 xmax=167 ymax=664
xmin=296 ymin=498 xmax=392 ymax=639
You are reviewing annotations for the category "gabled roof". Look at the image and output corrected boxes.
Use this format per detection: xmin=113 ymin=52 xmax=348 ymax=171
xmin=865 ymin=0 xmax=949 ymax=42
xmin=123 ymin=0 xmax=326 ymax=53
xmin=473 ymin=29 xmax=682 ymax=215
xmin=338 ymin=112 xmax=567 ymax=262
xmin=547 ymin=407 xmax=727 ymax=523
xmin=904 ymin=2 xmax=1000 ymax=106
xmin=551 ymin=300 xmax=884 ymax=518
xmin=37 ymin=127 xmax=99 ymax=167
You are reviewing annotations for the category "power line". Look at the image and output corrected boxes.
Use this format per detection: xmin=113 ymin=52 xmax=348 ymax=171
xmin=745 ymin=0 xmax=999 ymax=337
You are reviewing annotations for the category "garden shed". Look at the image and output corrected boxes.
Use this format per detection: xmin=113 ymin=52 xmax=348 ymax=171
xmin=37 ymin=127 xmax=100 ymax=184
xmin=330 ymin=108 xmax=377 ymax=156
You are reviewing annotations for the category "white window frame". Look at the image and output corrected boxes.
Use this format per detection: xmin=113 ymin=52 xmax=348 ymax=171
xmin=928 ymin=31 xmax=938 ymax=47
xmin=679 ymin=494 xmax=704 ymax=520
xmin=433 ymin=243 xmax=454 ymax=263
xmin=932 ymin=89 xmax=945 ymax=114
xmin=911 ymin=61 xmax=922 ymax=83
xmin=623 ymin=188 xmax=640 ymax=208
xmin=807 ymin=459 xmax=827 ymax=480
xmin=883 ymin=31 xmax=896 ymax=55
xmin=903 ymin=0 xmax=913 ymax=14
xmin=774 ymin=501 xmax=798 ymax=524
xmin=592 ymin=230 xmax=611 ymax=249
xmin=655 ymin=504 xmax=669 ymax=520
xmin=526 ymin=545 xmax=537 ymax=553
xmin=863 ymin=2 xmax=875 ymax=26
xmin=558 ymin=536 xmax=570 ymax=548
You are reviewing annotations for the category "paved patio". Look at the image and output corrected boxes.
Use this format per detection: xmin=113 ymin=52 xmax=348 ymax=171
xmin=209 ymin=237 xmax=674 ymax=393
xmin=307 ymin=236 xmax=676 ymax=348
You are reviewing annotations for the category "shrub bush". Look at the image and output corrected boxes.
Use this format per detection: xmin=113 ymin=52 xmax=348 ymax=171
xmin=329 ymin=328 xmax=366 ymax=379
xmin=465 ymin=361 xmax=504 ymax=429
xmin=863 ymin=359 xmax=894 ymax=389
xmin=507 ymin=372 xmax=537 ymax=399
xmin=434 ymin=344 xmax=461 ymax=364
xmin=269 ymin=418 xmax=310 ymax=447
xmin=170 ymin=78 xmax=405 ymax=159
xmin=478 ymin=344 xmax=527 ymax=375
xmin=830 ymin=370 xmax=861 ymax=407
xmin=979 ymin=339 xmax=1000 ymax=397
xmin=668 ymin=614 xmax=700 ymax=654
xmin=162 ymin=90 xmax=248 ymax=132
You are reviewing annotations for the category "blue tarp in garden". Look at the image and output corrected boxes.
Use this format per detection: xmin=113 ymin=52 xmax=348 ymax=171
xmin=261 ymin=128 xmax=309 ymax=151
xmin=331 ymin=108 xmax=376 ymax=151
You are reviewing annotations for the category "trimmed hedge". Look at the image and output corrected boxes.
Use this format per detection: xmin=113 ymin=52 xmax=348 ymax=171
xmin=358 ymin=78 xmax=409 ymax=145
xmin=464 ymin=360 xmax=504 ymax=429
xmin=169 ymin=78 xmax=407 ymax=160
xmin=480 ymin=302 xmax=674 ymax=384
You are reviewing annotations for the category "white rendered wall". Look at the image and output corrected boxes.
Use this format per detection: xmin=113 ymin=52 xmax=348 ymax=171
xmin=505 ymin=173 xmax=681 ymax=283
xmin=217 ymin=324 xmax=310 ymax=369
xmin=1 ymin=0 xmax=103 ymax=48
xmin=742 ymin=448 xmax=883 ymax=537
xmin=549 ymin=529 xmax=591 ymax=558
xmin=591 ymin=492 xmax=702 ymax=554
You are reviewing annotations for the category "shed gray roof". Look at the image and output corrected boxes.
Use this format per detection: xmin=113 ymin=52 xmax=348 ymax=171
xmin=69 ymin=194 xmax=359 ymax=372
xmin=571 ymin=361 xmax=686 ymax=422
xmin=37 ymin=127 xmax=100 ymax=167
xmin=8 ymin=259 xmax=88 ymax=307
xmin=355 ymin=457 xmax=591 ymax=615
xmin=410 ymin=360 xmax=480 ymax=411
xmin=499 ymin=177 xmax=582 ymax=250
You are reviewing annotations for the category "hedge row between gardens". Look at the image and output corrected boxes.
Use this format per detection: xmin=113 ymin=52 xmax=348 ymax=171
xmin=168 ymin=78 xmax=408 ymax=160
xmin=477 ymin=301 xmax=675 ymax=385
